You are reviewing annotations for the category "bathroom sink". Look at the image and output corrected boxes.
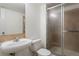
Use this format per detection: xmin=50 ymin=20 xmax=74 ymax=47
xmin=0 ymin=38 xmax=32 ymax=53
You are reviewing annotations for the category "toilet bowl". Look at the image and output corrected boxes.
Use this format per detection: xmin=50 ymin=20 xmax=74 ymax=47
xmin=37 ymin=48 xmax=51 ymax=56
xmin=30 ymin=39 xmax=51 ymax=56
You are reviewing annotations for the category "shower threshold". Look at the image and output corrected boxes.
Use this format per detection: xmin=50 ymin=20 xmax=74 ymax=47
xmin=50 ymin=47 xmax=79 ymax=56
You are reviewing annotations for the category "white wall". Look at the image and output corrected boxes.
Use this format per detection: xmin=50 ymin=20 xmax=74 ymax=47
xmin=25 ymin=3 xmax=46 ymax=48
xmin=40 ymin=4 xmax=47 ymax=48
xmin=25 ymin=3 xmax=41 ymax=39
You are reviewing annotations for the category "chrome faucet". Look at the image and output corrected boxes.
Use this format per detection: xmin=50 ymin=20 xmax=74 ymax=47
xmin=14 ymin=37 xmax=19 ymax=42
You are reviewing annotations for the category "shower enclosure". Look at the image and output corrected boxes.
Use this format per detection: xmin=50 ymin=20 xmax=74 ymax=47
xmin=47 ymin=3 xmax=79 ymax=56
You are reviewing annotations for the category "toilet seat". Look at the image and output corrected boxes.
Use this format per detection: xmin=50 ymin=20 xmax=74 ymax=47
xmin=37 ymin=48 xmax=51 ymax=56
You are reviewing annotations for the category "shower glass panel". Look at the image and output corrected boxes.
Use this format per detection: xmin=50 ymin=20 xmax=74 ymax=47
xmin=47 ymin=4 xmax=63 ymax=55
xmin=64 ymin=3 xmax=79 ymax=56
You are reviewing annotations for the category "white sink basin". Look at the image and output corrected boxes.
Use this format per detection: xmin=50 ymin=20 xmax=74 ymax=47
xmin=0 ymin=38 xmax=32 ymax=53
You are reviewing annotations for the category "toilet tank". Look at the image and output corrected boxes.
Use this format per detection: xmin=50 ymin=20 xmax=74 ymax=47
xmin=31 ymin=39 xmax=43 ymax=51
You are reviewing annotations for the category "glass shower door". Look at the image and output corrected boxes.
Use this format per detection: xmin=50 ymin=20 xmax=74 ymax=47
xmin=47 ymin=4 xmax=63 ymax=55
xmin=64 ymin=3 xmax=79 ymax=56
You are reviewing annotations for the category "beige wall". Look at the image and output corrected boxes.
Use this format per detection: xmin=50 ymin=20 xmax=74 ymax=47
xmin=0 ymin=33 xmax=25 ymax=42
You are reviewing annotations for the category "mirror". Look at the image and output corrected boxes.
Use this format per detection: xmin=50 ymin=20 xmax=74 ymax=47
xmin=0 ymin=3 xmax=25 ymax=42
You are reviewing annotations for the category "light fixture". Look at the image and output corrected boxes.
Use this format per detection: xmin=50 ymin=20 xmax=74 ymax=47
xmin=50 ymin=13 xmax=57 ymax=18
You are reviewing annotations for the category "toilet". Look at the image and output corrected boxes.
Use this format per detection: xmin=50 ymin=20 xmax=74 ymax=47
xmin=30 ymin=39 xmax=51 ymax=56
xmin=37 ymin=48 xmax=51 ymax=56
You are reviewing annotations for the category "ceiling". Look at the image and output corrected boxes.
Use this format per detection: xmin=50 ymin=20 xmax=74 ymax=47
xmin=0 ymin=3 xmax=25 ymax=14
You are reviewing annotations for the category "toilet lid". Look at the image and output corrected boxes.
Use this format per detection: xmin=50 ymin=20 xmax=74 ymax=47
xmin=37 ymin=48 xmax=51 ymax=56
